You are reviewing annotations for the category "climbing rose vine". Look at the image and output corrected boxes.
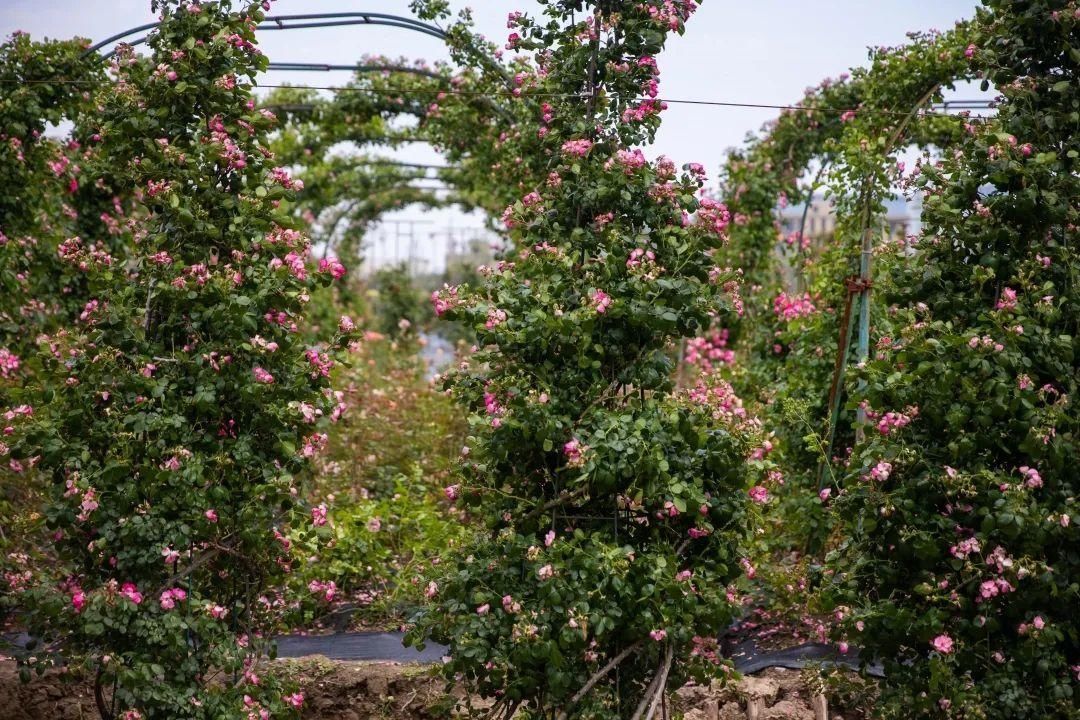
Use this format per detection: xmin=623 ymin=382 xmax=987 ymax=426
xmin=829 ymin=1 xmax=1079 ymax=717
xmin=0 ymin=33 xmax=106 ymax=361
xmin=409 ymin=1 xmax=773 ymax=718
xmin=0 ymin=33 xmax=110 ymax=613
xmin=710 ymin=25 xmax=972 ymax=554
xmin=4 ymin=1 xmax=353 ymax=717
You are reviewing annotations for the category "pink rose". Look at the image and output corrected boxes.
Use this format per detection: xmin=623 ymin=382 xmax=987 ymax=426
xmin=931 ymin=634 xmax=954 ymax=654
xmin=159 ymin=587 xmax=186 ymax=610
xmin=120 ymin=582 xmax=143 ymax=605
xmin=318 ymin=257 xmax=347 ymax=280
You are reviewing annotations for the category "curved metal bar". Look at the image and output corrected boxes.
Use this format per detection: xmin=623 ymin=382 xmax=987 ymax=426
xmin=83 ymin=12 xmax=517 ymax=119
xmin=353 ymin=160 xmax=448 ymax=170
xmin=267 ymin=63 xmax=447 ymax=81
xmin=261 ymin=103 xmax=321 ymax=113
xmin=83 ymin=22 xmax=160 ymax=56
xmin=256 ymin=18 xmax=445 ymax=40
xmin=261 ymin=13 xmax=445 ymax=39
xmin=86 ymin=13 xmax=447 ymax=57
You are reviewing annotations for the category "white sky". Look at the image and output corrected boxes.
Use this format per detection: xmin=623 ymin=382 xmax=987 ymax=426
xmin=2 ymin=0 xmax=981 ymax=273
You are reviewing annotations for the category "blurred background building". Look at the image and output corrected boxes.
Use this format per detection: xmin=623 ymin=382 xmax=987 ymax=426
xmin=778 ymin=193 xmax=920 ymax=243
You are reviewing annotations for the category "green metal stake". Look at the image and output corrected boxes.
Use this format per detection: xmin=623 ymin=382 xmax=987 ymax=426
xmin=853 ymin=227 xmax=874 ymax=444
xmin=816 ymin=227 xmax=875 ymax=490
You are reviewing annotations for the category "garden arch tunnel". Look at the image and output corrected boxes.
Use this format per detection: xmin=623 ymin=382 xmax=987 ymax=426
xmin=82 ymin=8 xmax=519 ymax=262
xmin=716 ymin=25 xmax=983 ymax=495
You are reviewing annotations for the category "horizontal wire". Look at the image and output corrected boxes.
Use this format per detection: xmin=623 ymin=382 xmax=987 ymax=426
xmin=0 ymin=77 xmax=579 ymax=97
xmin=0 ymin=77 xmax=996 ymax=119
xmin=350 ymin=160 xmax=448 ymax=170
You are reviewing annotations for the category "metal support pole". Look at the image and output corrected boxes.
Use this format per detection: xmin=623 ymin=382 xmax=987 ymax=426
xmin=853 ymin=228 xmax=874 ymax=443
xmin=818 ymin=281 xmax=859 ymax=490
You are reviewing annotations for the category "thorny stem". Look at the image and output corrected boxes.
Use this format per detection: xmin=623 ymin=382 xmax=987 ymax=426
xmin=629 ymin=643 xmax=673 ymax=720
xmin=557 ymin=640 xmax=644 ymax=719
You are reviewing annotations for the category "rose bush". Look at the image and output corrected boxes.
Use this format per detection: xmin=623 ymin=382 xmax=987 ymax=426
xmin=0 ymin=32 xmax=106 ymax=356
xmin=3 ymin=1 xmax=355 ymax=717
xmin=0 ymin=30 xmax=109 ymax=630
xmin=406 ymin=2 xmax=773 ymax=718
xmin=828 ymin=1 xmax=1080 ymax=716
xmin=712 ymin=26 xmax=973 ymax=555
xmin=1 ymin=1 xmax=1076 ymax=718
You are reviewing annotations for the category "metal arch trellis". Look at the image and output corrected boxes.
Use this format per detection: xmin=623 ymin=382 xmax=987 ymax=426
xmin=83 ymin=10 xmax=520 ymax=122
xmin=82 ymin=12 xmax=455 ymax=105
xmin=80 ymin=9 xmax=522 ymax=232
xmin=84 ymin=13 xmax=448 ymax=58
xmin=82 ymin=11 xmax=515 ymax=93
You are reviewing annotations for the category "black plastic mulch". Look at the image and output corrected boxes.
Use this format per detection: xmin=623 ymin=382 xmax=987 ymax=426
xmin=3 ymin=631 xmax=884 ymax=678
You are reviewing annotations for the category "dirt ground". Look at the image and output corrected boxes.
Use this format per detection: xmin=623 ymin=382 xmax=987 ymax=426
xmin=0 ymin=657 xmax=871 ymax=719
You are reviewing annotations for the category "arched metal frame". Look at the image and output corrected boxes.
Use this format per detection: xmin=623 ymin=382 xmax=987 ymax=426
xmin=85 ymin=13 xmax=447 ymax=58
xmin=85 ymin=11 xmax=515 ymax=118
xmin=83 ymin=10 xmax=518 ymax=231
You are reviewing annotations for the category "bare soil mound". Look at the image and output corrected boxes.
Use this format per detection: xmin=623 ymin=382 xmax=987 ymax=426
xmin=0 ymin=658 xmax=872 ymax=719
